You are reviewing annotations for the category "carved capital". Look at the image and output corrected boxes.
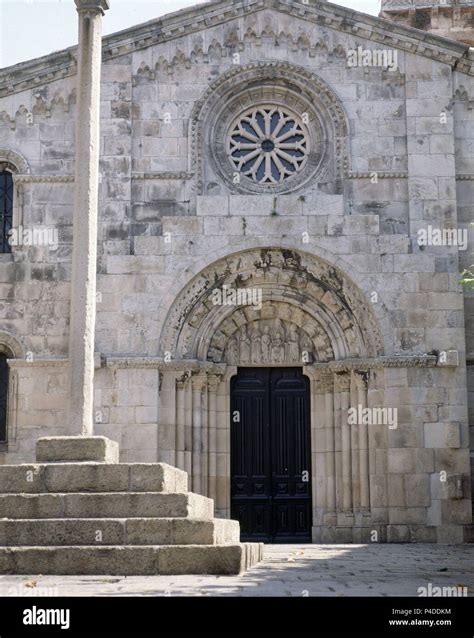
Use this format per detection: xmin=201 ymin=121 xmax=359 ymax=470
xmin=207 ymin=374 xmax=222 ymax=393
xmin=334 ymin=372 xmax=351 ymax=393
xmin=176 ymin=370 xmax=192 ymax=390
xmin=191 ymin=372 xmax=207 ymax=391
xmin=321 ymin=371 xmax=335 ymax=394
xmin=75 ymin=0 xmax=110 ymax=15
xmin=353 ymin=370 xmax=369 ymax=390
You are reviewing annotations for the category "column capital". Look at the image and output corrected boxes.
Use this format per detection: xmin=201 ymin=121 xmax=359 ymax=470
xmin=207 ymin=374 xmax=222 ymax=393
xmin=75 ymin=0 xmax=110 ymax=15
xmin=334 ymin=371 xmax=350 ymax=393
xmin=192 ymin=372 xmax=207 ymax=391
xmin=176 ymin=370 xmax=192 ymax=390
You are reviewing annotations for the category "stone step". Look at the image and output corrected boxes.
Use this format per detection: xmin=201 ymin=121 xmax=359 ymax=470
xmin=0 ymin=492 xmax=214 ymax=520
xmin=0 ymin=518 xmax=239 ymax=546
xmin=0 ymin=463 xmax=188 ymax=494
xmin=0 ymin=543 xmax=263 ymax=575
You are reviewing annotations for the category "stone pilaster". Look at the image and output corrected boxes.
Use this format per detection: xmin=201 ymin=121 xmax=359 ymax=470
xmin=191 ymin=373 xmax=206 ymax=494
xmin=323 ymin=371 xmax=336 ymax=523
xmin=175 ymin=370 xmax=191 ymax=473
xmin=67 ymin=0 xmax=109 ymax=435
xmin=355 ymin=371 xmax=370 ymax=511
xmin=207 ymin=374 xmax=222 ymax=502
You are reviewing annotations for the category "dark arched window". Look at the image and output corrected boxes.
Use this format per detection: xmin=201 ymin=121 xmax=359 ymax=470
xmin=0 ymin=353 xmax=8 ymax=442
xmin=0 ymin=171 xmax=13 ymax=253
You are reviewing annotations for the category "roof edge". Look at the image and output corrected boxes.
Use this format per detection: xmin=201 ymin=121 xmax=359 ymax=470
xmin=0 ymin=0 xmax=473 ymax=98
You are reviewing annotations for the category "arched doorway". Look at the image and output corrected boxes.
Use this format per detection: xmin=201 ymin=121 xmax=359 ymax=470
xmin=159 ymin=247 xmax=385 ymax=542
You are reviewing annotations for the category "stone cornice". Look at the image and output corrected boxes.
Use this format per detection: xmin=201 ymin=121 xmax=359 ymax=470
xmin=14 ymin=175 xmax=74 ymax=184
xmin=131 ymin=172 xmax=194 ymax=181
xmin=6 ymin=353 xmax=451 ymax=371
xmin=1 ymin=0 xmax=473 ymax=99
xmin=104 ymin=357 xmax=228 ymax=374
xmin=7 ymin=358 xmax=68 ymax=368
xmin=11 ymin=172 xmax=474 ymax=184
xmin=315 ymin=355 xmax=439 ymax=372
xmin=346 ymin=171 xmax=408 ymax=179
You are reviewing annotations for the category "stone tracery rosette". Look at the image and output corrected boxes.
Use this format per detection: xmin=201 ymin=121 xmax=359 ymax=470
xmin=225 ymin=103 xmax=319 ymax=191
xmin=190 ymin=62 xmax=350 ymax=195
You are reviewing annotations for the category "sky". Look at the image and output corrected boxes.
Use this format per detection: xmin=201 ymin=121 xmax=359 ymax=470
xmin=0 ymin=0 xmax=381 ymax=69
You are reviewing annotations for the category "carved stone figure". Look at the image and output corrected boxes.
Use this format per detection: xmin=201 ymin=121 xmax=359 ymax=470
xmin=239 ymin=326 xmax=251 ymax=363
xmin=251 ymin=326 xmax=262 ymax=364
xmin=227 ymin=335 xmax=239 ymax=364
xmin=261 ymin=325 xmax=271 ymax=363
xmin=272 ymin=332 xmax=285 ymax=364
xmin=287 ymin=323 xmax=300 ymax=362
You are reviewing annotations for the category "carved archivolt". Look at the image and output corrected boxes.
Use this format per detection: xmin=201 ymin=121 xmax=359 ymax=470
xmin=0 ymin=331 xmax=24 ymax=358
xmin=0 ymin=149 xmax=30 ymax=175
xmin=189 ymin=62 xmax=350 ymax=195
xmin=160 ymin=248 xmax=383 ymax=364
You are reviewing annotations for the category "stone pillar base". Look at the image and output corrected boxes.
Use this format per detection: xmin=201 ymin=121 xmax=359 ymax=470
xmin=36 ymin=436 xmax=119 ymax=464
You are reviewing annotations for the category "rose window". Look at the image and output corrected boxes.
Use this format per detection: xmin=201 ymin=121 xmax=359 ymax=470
xmin=227 ymin=107 xmax=309 ymax=184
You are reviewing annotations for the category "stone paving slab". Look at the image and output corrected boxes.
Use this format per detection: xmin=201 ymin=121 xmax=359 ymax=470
xmin=0 ymin=544 xmax=472 ymax=597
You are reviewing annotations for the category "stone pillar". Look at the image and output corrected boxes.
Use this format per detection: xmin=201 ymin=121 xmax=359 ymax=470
xmin=312 ymin=372 xmax=327 ymax=522
xmin=157 ymin=370 xmax=176 ymax=467
xmin=333 ymin=376 xmax=343 ymax=512
xmin=339 ymin=373 xmax=352 ymax=513
xmin=207 ymin=374 xmax=221 ymax=502
xmin=323 ymin=372 xmax=336 ymax=522
xmin=191 ymin=374 xmax=206 ymax=494
xmin=67 ymin=0 xmax=109 ymax=435
xmin=175 ymin=371 xmax=191 ymax=472
xmin=356 ymin=372 xmax=370 ymax=511
xmin=350 ymin=372 xmax=360 ymax=512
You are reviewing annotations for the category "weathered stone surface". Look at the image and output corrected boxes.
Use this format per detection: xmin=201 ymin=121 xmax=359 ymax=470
xmin=36 ymin=436 xmax=119 ymax=463
xmin=0 ymin=544 xmax=262 ymax=575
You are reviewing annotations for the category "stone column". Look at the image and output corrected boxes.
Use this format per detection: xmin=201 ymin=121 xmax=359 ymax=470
xmin=334 ymin=372 xmax=352 ymax=516
xmin=339 ymin=373 xmax=352 ymax=513
xmin=175 ymin=371 xmax=191 ymax=472
xmin=356 ymin=371 xmax=370 ymax=511
xmin=191 ymin=374 xmax=206 ymax=494
xmin=207 ymin=374 xmax=221 ymax=502
xmin=67 ymin=0 xmax=109 ymax=435
xmin=322 ymin=371 xmax=336 ymax=522
xmin=350 ymin=372 xmax=360 ymax=512
xmin=311 ymin=371 xmax=327 ymax=526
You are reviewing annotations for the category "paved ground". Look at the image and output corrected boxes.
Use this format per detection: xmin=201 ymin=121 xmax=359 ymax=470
xmin=0 ymin=544 xmax=473 ymax=597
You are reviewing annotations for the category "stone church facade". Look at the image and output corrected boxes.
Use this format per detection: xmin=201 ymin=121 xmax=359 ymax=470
xmin=0 ymin=0 xmax=473 ymax=544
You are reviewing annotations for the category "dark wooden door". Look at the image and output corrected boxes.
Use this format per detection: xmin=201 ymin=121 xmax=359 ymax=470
xmin=231 ymin=368 xmax=312 ymax=543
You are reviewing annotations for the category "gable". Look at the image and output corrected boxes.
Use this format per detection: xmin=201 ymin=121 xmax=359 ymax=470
xmin=1 ymin=0 xmax=473 ymax=100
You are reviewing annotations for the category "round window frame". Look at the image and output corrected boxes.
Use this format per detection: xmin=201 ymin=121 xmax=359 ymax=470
xmin=210 ymin=84 xmax=328 ymax=195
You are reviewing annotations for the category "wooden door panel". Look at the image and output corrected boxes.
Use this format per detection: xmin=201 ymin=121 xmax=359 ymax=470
xmin=231 ymin=367 xmax=311 ymax=543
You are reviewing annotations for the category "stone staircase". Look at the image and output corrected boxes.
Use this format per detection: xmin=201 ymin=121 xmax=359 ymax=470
xmin=0 ymin=437 xmax=262 ymax=575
